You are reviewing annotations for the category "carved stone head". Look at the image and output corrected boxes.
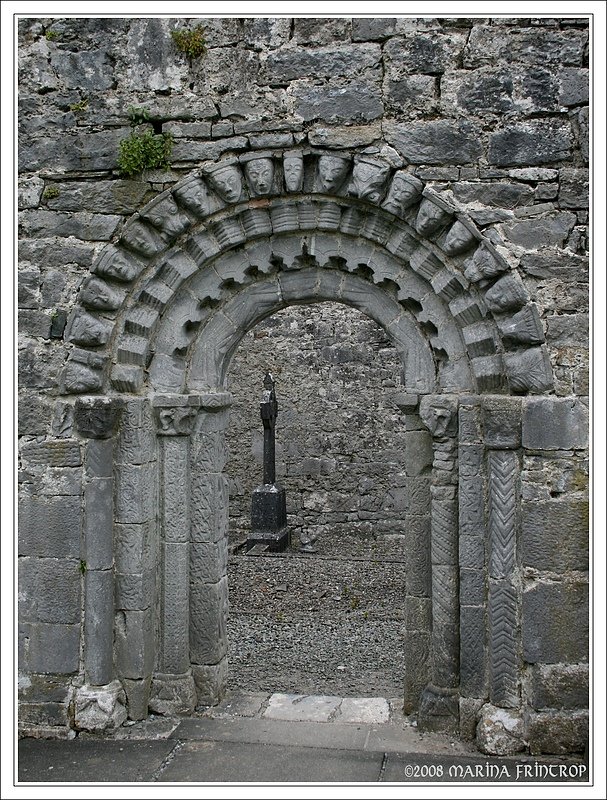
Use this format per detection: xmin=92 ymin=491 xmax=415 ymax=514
xmin=415 ymin=198 xmax=452 ymax=237
xmin=141 ymin=196 xmax=191 ymax=241
xmin=484 ymin=273 xmax=529 ymax=313
xmin=283 ymin=153 xmax=304 ymax=192
xmin=381 ymin=172 xmax=424 ymax=216
xmin=206 ymin=163 xmax=244 ymax=204
xmin=349 ymin=157 xmax=390 ymax=203
xmin=317 ymin=155 xmax=350 ymax=193
xmin=443 ymin=220 xmax=478 ymax=256
xmin=464 ymin=243 xmax=508 ymax=283
xmin=121 ymin=220 xmax=163 ymax=257
xmin=61 ymin=362 xmax=103 ymax=394
xmin=173 ymin=176 xmax=212 ymax=218
xmin=93 ymin=247 xmax=141 ymax=283
xmin=66 ymin=309 xmax=111 ymax=347
xmin=80 ymin=277 xmax=124 ymax=311
xmin=244 ymin=157 xmax=275 ymax=197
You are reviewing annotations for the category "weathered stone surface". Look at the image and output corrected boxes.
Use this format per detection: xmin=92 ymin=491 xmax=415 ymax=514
xmin=115 ymin=463 xmax=155 ymax=524
xmin=546 ymin=314 xmax=589 ymax=347
xmin=522 ymin=581 xmax=588 ymax=664
xmin=19 ymin=128 xmax=127 ymax=173
xmin=243 ymin=18 xmax=291 ymax=50
xmin=19 ymin=622 xmax=80 ymax=674
xmin=84 ymin=479 xmax=113 ymax=569
xmin=559 ymin=68 xmax=589 ymax=106
xmin=122 ymin=676 xmax=152 ymax=721
xmin=115 ymin=570 xmax=155 ymax=611
xmin=522 ymin=500 xmax=589 ymax=572
xmin=518 ymin=250 xmax=588 ymax=282
xmin=527 ymin=710 xmax=588 ymax=755
xmin=115 ymin=608 xmax=155 ymax=680
xmin=114 ymin=522 xmax=155 ymax=574
xmin=531 ymin=663 xmax=589 ymax=711
xmin=46 ymin=180 xmax=150 ymax=214
xmin=558 ymin=168 xmax=589 ymax=208
xmin=476 ymin=704 xmax=525 ymax=756
xmin=74 ymin=681 xmax=128 ymax=732
xmin=149 ymin=672 xmax=197 ymax=716
xmin=19 ymin=557 xmax=81 ymax=624
xmin=84 ymin=569 xmax=113 ymax=685
xmin=522 ymin=397 xmax=588 ymax=450
xmin=501 ymin=212 xmax=576 ymax=248
xmin=308 ymin=124 xmax=382 ymax=148
xmin=403 ymin=631 xmax=430 ymax=714
xmin=482 ymin=396 xmax=521 ymax=449
xmin=352 ymin=18 xmax=396 ymax=41
xmin=189 ymin=578 xmax=228 ymax=664
xmin=488 ymin=122 xmax=573 ymax=166
xmin=293 ymin=18 xmax=351 ymax=45
xmin=451 ymin=181 xmax=533 ymax=208
xmin=460 ymin=605 xmax=486 ymax=698
xmin=19 ymin=493 xmax=82 ymax=558
xmin=262 ymin=44 xmax=380 ymax=83
xmin=192 ymin=659 xmax=228 ymax=706
xmin=293 ymin=84 xmax=384 ymax=123
xmin=385 ymin=120 xmax=483 ymax=164
xmin=464 ymin=26 xmax=587 ymax=68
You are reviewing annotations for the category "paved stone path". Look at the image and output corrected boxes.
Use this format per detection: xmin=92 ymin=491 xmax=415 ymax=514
xmin=17 ymin=692 xmax=589 ymax=785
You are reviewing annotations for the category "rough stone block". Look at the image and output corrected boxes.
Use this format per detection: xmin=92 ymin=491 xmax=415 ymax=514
xmin=20 ymin=622 xmax=80 ymax=674
xmin=476 ymin=704 xmax=525 ymax=756
xmin=122 ymin=676 xmax=152 ymax=721
xmin=546 ymin=313 xmax=589 ymax=347
xmin=19 ymin=557 xmax=81 ymax=624
xmin=502 ymin=212 xmax=576 ymax=248
xmin=18 ymin=701 xmax=71 ymax=728
xmin=452 ymin=180 xmax=533 ymax=208
xmin=18 ymin=393 xmax=53 ymax=436
xmin=522 ymin=581 xmax=588 ymax=664
xmin=293 ymin=84 xmax=384 ymax=123
xmin=522 ymin=397 xmax=588 ymax=450
xmin=190 ymin=577 xmax=228 ymax=665
xmin=19 ymin=309 xmax=52 ymax=339
xmin=84 ymin=569 xmax=113 ymax=685
xmin=262 ymin=43 xmax=380 ymax=82
xmin=20 ymin=440 xmax=81 ymax=468
xmin=559 ymin=68 xmax=589 ymax=106
xmin=527 ymin=710 xmax=588 ymax=755
xmin=18 ymin=491 xmax=82 ymax=558
xmin=481 ymin=396 xmax=522 ymax=449
xmin=522 ymin=500 xmax=589 ymax=572
xmin=84 ymin=478 xmax=113 ymax=570
xmin=352 ymin=18 xmax=396 ymax=41
xmin=115 ymin=608 xmax=155 ymax=680
xmin=464 ymin=26 xmax=586 ymax=68
xmin=243 ymin=18 xmax=290 ymax=49
xmin=558 ymin=168 xmax=589 ymax=208
xmin=308 ymin=124 xmax=382 ymax=148
xmin=19 ymin=209 xmax=121 ymax=241
xmin=384 ymin=119 xmax=482 ymax=164
xmin=404 ymin=430 xmax=433 ymax=476
xmin=459 ymin=697 xmax=484 ymax=741
xmin=488 ymin=121 xmax=572 ymax=166
xmin=531 ymin=663 xmax=589 ymax=710
xmin=192 ymin=659 xmax=228 ymax=706
xmin=149 ymin=672 xmax=197 ymax=716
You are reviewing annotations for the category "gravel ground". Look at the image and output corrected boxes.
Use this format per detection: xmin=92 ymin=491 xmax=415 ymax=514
xmin=226 ymin=547 xmax=409 ymax=697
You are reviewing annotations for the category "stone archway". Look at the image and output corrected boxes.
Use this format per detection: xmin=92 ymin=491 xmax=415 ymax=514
xmin=64 ymin=147 xmax=551 ymax=734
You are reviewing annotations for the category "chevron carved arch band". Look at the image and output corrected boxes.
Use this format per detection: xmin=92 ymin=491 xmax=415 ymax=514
xmin=60 ymin=147 xmax=553 ymax=397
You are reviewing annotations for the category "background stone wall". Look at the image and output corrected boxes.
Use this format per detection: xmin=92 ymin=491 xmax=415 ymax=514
xmin=17 ymin=16 xmax=589 ymax=750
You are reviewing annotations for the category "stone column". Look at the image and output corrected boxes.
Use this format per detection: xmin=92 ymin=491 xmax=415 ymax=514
xmin=188 ymin=392 xmax=232 ymax=706
xmin=476 ymin=397 xmax=526 ymax=755
xmin=418 ymin=394 xmax=460 ymax=734
xmin=149 ymin=395 xmax=200 ymax=715
xmin=73 ymin=397 xmax=128 ymax=732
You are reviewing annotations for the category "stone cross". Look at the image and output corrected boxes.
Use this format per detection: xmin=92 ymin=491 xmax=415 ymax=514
xmin=248 ymin=372 xmax=289 ymax=552
xmin=260 ymin=372 xmax=278 ymax=485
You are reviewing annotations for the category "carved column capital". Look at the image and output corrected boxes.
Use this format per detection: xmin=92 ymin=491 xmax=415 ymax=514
xmin=74 ymin=397 xmax=125 ymax=439
xmin=155 ymin=405 xmax=199 ymax=436
xmin=419 ymin=394 xmax=459 ymax=439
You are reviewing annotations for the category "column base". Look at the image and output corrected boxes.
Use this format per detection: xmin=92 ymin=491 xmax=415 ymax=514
xmin=417 ymin=683 xmax=459 ymax=734
xmin=149 ymin=671 xmax=197 ymax=716
xmin=193 ymin=659 xmax=228 ymax=707
xmin=74 ymin=680 xmax=128 ymax=732
xmin=476 ymin=702 xmax=526 ymax=755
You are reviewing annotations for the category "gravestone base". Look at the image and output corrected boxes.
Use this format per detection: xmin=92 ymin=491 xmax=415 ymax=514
xmin=248 ymin=484 xmax=290 ymax=552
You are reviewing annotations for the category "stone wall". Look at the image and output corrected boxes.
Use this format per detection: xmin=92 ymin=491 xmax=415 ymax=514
xmin=17 ymin=16 xmax=589 ymax=753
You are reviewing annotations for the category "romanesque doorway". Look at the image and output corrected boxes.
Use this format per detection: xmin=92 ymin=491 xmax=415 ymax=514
xmin=224 ymin=302 xmax=432 ymax=708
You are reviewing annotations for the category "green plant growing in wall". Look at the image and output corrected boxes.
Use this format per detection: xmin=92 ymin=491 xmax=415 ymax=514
xmin=171 ymin=24 xmax=206 ymax=59
xmin=44 ymin=29 xmax=58 ymax=41
xmin=69 ymin=97 xmax=89 ymax=113
xmin=42 ymin=185 xmax=60 ymax=200
xmin=117 ymin=106 xmax=172 ymax=177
